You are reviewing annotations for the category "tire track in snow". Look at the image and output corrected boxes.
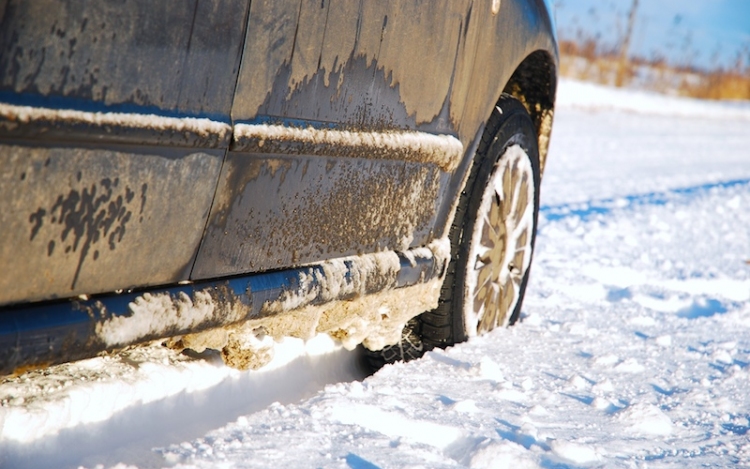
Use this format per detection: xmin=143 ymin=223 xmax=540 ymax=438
xmin=539 ymin=178 xmax=750 ymax=224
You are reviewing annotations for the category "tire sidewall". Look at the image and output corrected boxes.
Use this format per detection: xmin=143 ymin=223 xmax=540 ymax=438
xmin=453 ymin=99 xmax=541 ymax=341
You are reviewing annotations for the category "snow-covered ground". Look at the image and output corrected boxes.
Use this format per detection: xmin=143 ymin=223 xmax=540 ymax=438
xmin=2 ymin=79 xmax=750 ymax=468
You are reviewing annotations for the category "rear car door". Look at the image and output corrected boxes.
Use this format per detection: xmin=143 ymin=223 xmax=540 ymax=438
xmin=192 ymin=0 xmax=478 ymax=278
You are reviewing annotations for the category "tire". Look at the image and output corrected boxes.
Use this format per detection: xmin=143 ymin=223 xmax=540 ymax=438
xmin=366 ymin=94 xmax=541 ymax=369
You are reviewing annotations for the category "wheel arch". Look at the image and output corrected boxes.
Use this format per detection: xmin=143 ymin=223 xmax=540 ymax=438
xmin=501 ymin=49 xmax=557 ymax=175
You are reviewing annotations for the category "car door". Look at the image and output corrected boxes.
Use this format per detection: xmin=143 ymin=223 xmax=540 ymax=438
xmin=192 ymin=0 xmax=479 ymax=279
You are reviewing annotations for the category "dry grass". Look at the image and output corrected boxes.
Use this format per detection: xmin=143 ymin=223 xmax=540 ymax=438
xmin=559 ymin=39 xmax=750 ymax=101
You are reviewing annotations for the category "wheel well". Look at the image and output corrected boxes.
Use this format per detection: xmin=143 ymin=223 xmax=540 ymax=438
xmin=502 ymin=50 xmax=557 ymax=174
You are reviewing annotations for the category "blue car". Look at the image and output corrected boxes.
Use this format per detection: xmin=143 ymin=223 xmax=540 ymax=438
xmin=0 ymin=0 xmax=558 ymax=375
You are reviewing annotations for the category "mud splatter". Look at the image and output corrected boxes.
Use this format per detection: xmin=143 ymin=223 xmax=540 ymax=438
xmin=28 ymin=208 xmax=46 ymax=241
xmin=29 ymin=178 xmax=148 ymax=289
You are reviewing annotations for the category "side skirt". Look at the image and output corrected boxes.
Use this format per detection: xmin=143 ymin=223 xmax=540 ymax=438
xmin=0 ymin=241 xmax=449 ymax=376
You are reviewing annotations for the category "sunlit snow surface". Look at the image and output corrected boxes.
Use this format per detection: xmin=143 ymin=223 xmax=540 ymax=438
xmin=2 ymin=79 xmax=750 ymax=468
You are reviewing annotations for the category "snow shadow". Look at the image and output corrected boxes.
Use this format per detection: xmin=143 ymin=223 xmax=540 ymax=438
xmin=494 ymin=420 xmax=596 ymax=469
xmin=722 ymin=423 xmax=750 ymax=436
xmin=676 ymin=298 xmax=728 ymax=319
xmin=425 ymin=350 xmax=473 ymax=370
xmin=606 ymin=287 xmax=633 ymax=302
xmin=539 ymin=178 xmax=750 ymax=223
xmin=560 ymin=392 xmax=594 ymax=406
xmin=345 ymin=453 xmax=381 ymax=469
xmin=0 ymin=348 xmax=369 ymax=469
xmin=651 ymin=384 xmax=686 ymax=397
xmin=443 ymin=436 xmax=489 ymax=465
xmin=495 ymin=418 xmax=550 ymax=451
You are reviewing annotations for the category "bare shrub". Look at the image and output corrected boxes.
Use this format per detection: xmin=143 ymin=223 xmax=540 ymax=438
xmin=559 ymin=39 xmax=750 ymax=101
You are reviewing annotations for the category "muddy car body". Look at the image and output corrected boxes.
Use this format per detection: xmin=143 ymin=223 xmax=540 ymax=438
xmin=0 ymin=0 xmax=557 ymax=375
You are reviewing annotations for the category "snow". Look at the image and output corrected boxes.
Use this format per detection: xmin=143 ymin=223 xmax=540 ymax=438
xmin=96 ymin=291 xmax=227 ymax=348
xmin=0 ymin=338 xmax=369 ymax=468
xmin=2 ymin=79 xmax=750 ymax=468
xmin=556 ymin=78 xmax=750 ymax=122
xmin=542 ymin=86 xmax=750 ymax=206
xmin=0 ymin=335 xmax=351 ymax=445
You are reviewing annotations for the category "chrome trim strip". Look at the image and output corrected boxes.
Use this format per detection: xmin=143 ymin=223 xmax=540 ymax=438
xmin=233 ymin=123 xmax=463 ymax=172
xmin=0 ymin=102 xmax=232 ymax=148
xmin=0 ymin=103 xmax=232 ymax=138
xmin=0 ymin=104 xmax=464 ymax=171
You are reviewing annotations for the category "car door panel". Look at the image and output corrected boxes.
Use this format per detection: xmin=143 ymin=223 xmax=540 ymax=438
xmin=0 ymin=0 xmax=249 ymax=304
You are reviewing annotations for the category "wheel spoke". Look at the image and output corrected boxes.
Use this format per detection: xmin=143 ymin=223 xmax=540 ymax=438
xmin=499 ymin=277 xmax=516 ymax=323
xmin=465 ymin=144 xmax=536 ymax=336
xmin=514 ymin=177 xmax=530 ymax=225
xmin=502 ymin=166 xmax=513 ymax=218
xmin=475 ymin=263 xmax=494 ymax=292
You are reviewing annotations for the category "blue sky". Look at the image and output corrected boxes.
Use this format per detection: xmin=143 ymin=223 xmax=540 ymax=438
xmin=552 ymin=0 xmax=750 ymax=70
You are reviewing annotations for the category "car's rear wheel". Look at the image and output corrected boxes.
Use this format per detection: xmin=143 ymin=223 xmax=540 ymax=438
xmin=366 ymin=94 xmax=540 ymax=369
